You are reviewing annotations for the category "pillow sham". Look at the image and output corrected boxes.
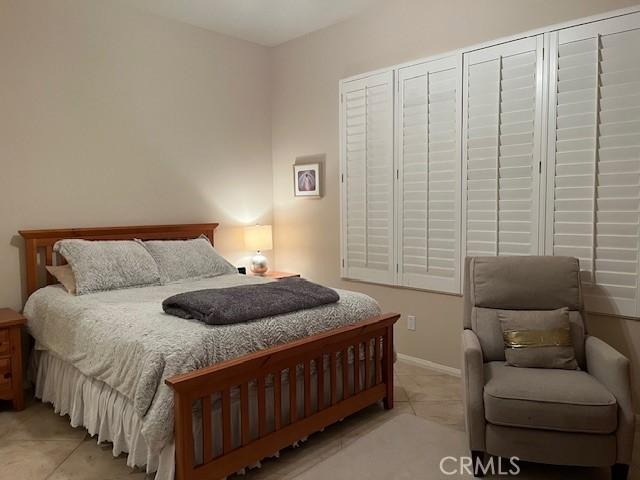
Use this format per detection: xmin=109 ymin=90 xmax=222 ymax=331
xmin=139 ymin=236 xmax=237 ymax=284
xmin=499 ymin=307 xmax=578 ymax=370
xmin=54 ymin=239 xmax=161 ymax=295
xmin=45 ymin=264 xmax=77 ymax=295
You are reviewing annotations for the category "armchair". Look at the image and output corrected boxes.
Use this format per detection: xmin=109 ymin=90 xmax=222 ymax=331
xmin=461 ymin=256 xmax=635 ymax=479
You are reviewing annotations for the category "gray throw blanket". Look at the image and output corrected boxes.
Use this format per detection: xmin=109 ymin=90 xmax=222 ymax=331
xmin=163 ymin=277 xmax=340 ymax=325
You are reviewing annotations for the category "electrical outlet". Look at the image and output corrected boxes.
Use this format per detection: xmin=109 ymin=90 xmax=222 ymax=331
xmin=407 ymin=315 xmax=416 ymax=331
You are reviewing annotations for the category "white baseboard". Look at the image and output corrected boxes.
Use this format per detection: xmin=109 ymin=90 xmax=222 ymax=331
xmin=396 ymin=353 xmax=461 ymax=377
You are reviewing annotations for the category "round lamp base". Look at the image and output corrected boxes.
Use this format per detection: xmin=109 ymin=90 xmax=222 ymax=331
xmin=250 ymin=252 xmax=268 ymax=275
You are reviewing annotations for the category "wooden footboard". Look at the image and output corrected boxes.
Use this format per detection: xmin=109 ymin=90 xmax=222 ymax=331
xmin=166 ymin=313 xmax=399 ymax=480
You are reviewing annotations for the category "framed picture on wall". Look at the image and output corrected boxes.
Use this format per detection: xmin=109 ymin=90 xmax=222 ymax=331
xmin=293 ymin=163 xmax=320 ymax=197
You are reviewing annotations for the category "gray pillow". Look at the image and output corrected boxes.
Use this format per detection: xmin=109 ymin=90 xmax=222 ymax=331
xmin=54 ymin=240 xmax=161 ymax=295
xmin=140 ymin=236 xmax=237 ymax=284
xmin=499 ymin=308 xmax=578 ymax=370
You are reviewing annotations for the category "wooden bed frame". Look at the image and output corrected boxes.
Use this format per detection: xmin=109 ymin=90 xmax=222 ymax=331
xmin=19 ymin=223 xmax=400 ymax=480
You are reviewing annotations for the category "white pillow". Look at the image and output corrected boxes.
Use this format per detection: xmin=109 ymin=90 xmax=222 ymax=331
xmin=54 ymin=239 xmax=161 ymax=295
xmin=139 ymin=236 xmax=237 ymax=284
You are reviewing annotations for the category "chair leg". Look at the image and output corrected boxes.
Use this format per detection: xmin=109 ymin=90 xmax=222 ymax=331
xmin=471 ymin=450 xmax=485 ymax=478
xmin=611 ymin=464 xmax=629 ymax=480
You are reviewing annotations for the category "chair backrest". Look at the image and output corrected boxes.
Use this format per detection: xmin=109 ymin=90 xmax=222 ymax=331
xmin=463 ymin=256 xmax=586 ymax=368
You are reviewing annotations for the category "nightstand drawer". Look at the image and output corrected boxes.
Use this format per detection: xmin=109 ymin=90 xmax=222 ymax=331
xmin=0 ymin=357 xmax=11 ymax=394
xmin=0 ymin=329 xmax=10 ymax=356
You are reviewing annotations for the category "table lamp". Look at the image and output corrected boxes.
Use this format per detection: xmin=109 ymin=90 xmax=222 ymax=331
xmin=244 ymin=224 xmax=273 ymax=274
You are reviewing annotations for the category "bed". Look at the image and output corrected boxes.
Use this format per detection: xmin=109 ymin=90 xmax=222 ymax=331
xmin=19 ymin=223 xmax=399 ymax=480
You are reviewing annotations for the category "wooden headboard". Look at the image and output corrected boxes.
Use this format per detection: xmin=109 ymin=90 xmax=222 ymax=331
xmin=18 ymin=223 xmax=219 ymax=296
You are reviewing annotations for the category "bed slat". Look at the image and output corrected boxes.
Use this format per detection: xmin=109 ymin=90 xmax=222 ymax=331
xmin=342 ymin=348 xmax=349 ymax=399
xmin=222 ymin=388 xmax=231 ymax=454
xmin=258 ymin=377 xmax=267 ymax=437
xmin=274 ymin=371 xmax=282 ymax=430
xmin=240 ymin=383 xmax=250 ymax=446
xmin=289 ymin=367 xmax=297 ymax=423
xmin=383 ymin=325 xmax=394 ymax=410
xmin=201 ymin=395 xmax=213 ymax=463
xmin=44 ymin=246 xmax=54 ymax=284
xmin=330 ymin=352 xmax=337 ymax=406
xmin=364 ymin=340 xmax=371 ymax=389
xmin=375 ymin=337 xmax=382 ymax=385
xmin=354 ymin=343 xmax=361 ymax=393
xmin=304 ymin=360 xmax=311 ymax=417
xmin=317 ymin=355 xmax=325 ymax=411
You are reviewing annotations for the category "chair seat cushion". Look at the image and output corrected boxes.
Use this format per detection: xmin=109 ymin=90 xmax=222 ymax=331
xmin=483 ymin=362 xmax=617 ymax=434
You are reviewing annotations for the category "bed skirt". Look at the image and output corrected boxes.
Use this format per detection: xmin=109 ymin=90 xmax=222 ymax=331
xmin=32 ymin=350 xmax=177 ymax=478
xmin=30 ymin=349 xmax=361 ymax=479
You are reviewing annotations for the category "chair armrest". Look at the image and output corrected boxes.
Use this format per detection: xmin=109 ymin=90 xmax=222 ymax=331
xmin=586 ymin=335 xmax=636 ymax=464
xmin=462 ymin=329 xmax=485 ymax=452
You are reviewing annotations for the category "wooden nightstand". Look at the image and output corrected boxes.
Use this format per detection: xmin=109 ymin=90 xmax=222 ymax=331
xmin=252 ymin=271 xmax=300 ymax=280
xmin=0 ymin=308 xmax=26 ymax=411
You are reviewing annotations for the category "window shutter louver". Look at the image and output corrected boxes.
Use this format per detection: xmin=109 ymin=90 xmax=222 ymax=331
xmin=462 ymin=37 xmax=544 ymax=260
xmin=546 ymin=12 xmax=640 ymax=317
xmin=340 ymin=71 xmax=395 ymax=284
xmin=396 ymin=57 xmax=461 ymax=293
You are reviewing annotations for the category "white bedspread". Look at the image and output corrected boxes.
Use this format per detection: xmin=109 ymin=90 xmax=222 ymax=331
xmin=23 ymin=274 xmax=380 ymax=455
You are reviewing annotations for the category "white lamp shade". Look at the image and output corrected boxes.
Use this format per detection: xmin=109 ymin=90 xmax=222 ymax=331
xmin=244 ymin=225 xmax=273 ymax=251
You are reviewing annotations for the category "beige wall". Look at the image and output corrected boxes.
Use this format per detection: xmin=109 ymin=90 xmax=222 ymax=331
xmin=0 ymin=0 xmax=273 ymax=309
xmin=270 ymin=0 xmax=640 ymax=410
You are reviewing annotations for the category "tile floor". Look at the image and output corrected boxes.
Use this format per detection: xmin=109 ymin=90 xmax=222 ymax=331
xmin=0 ymin=360 xmax=637 ymax=479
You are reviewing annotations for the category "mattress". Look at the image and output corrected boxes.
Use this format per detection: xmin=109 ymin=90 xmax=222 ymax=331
xmin=23 ymin=274 xmax=380 ymax=462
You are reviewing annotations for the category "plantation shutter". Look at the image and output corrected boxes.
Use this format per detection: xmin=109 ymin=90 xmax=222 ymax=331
xmin=546 ymin=12 xmax=640 ymax=317
xmin=340 ymin=71 xmax=395 ymax=284
xmin=396 ymin=57 xmax=461 ymax=293
xmin=462 ymin=36 xmax=544 ymax=259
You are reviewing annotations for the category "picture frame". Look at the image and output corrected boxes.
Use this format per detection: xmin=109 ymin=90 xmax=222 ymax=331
xmin=293 ymin=163 xmax=321 ymax=197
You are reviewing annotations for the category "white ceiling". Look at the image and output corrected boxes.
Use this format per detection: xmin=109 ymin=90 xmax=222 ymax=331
xmin=126 ymin=0 xmax=379 ymax=47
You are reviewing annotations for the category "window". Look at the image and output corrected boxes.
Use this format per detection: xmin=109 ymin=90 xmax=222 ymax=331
xmin=339 ymin=8 xmax=640 ymax=316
